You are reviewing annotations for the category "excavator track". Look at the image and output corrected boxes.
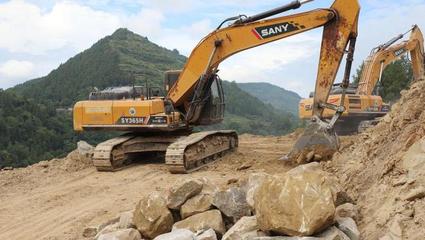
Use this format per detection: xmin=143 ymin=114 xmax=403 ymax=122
xmin=92 ymin=130 xmax=237 ymax=173
xmin=92 ymin=134 xmax=182 ymax=171
xmin=92 ymin=135 xmax=135 ymax=171
xmin=165 ymin=130 xmax=238 ymax=174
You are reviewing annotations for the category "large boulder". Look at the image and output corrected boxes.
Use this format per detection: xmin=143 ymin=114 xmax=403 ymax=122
xmin=94 ymin=211 xmax=134 ymax=239
xmin=222 ymin=216 xmax=267 ymax=240
xmin=97 ymin=216 xmax=120 ymax=233
xmin=168 ymin=179 xmax=203 ymax=210
xmin=133 ymin=192 xmax=174 ymax=239
xmin=250 ymin=227 xmax=349 ymax=240
xmin=248 ymin=237 xmax=318 ymax=240
xmin=335 ymin=217 xmax=360 ymax=240
xmin=97 ymin=228 xmax=142 ymax=240
xmin=77 ymin=141 xmax=94 ymax=159
xmin=254 ymin=164 xmax=335 ymax=236
xmin=199 ymin=178 xmax=219 ymax=195
xmin=95 ymin=223 xmax=120 ymax=239
xmin=173 ymin=210 xmax=226 ymax=236
xmin=243 ymin=173 xmax=271 ymax=210
xmin=153 ymin=229 xmax=196 ymax=240
xmin=212 ymin=187 xmax=251 ymax=221
xmin=118 ymin=211 xmax=135 ymax=229
xmin=196 ymin=228 xmax=218 ymax=240
xmin=317 ymin=227 xmax=350 ymax=240
xmin=335 ymin=203 xmax=358 ymax=221
xmin=180 ymin=193 xmax=213 ymax=219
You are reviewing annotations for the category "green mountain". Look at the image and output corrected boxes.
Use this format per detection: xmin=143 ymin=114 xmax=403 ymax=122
xmin=219 ymin=81 xmax=297 ymax=135
xmin=2 ymin=28 xmax=297 ymax=168
xmin=12 ymin=28 xmax=186 ymax=107
xmin=237 ymin=82 xmax=301 ymax=116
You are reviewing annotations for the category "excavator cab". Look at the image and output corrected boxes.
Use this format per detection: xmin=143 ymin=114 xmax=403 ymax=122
xmin=196 ymin=75 xmax=225 ymax=125
xmin=164 ymin=70 xmax=225 ymax=125
xmin=164 ymin=70 xmax=181 ymax=93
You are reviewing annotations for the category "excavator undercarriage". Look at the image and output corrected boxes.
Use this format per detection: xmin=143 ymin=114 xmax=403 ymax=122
xmin=91 ymin=130 xmax=238 ymax=173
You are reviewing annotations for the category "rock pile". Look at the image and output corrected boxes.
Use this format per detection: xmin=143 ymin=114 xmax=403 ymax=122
xmin=85 ymin=163 xmax=361 ymax=240
xmin=62 ymin=140 xmax=94 ymax=172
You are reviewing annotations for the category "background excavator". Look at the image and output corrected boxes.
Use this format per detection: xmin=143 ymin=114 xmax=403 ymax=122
xmin=298 ymin=25 xmax=425 ymax=135
xmin=73 ymin=0 xmax=360 ymax=172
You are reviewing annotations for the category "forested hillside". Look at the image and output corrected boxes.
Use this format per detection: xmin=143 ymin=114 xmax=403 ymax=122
xmin=380 ymin=57 xmax=413 ymax=102
xmin=0 ymin=90 xmax=71 ymax=167
xmin=215 ymin=81 xmax=297 ymax=135
xmin=237 ymin=82 xmax=301 ymax=115
xmin=0 ymin=90 xmax=120 ymax=168
xmin=1 ymin=28 xmax=297 ymax=168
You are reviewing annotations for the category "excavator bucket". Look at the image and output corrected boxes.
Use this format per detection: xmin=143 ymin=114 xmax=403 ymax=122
xmin=285 ymin=0 xmax=359 ymax=164
xmin=287 ymin=120 xmax=339 ymax=164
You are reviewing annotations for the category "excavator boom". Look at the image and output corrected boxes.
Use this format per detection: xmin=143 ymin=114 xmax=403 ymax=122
xmin=167 ymin=0 xmax=360 ymax=127
xmin=168 ymin=8 xmax=336 ymax=106
xmin=357 ymin=25 xmax=424 ymax=96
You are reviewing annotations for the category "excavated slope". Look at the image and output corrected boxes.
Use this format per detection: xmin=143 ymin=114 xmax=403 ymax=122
xmin=327 ymin=78 xmax=425 ymax=239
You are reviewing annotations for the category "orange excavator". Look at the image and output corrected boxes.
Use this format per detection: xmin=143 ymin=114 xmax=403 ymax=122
xmin=299 ymin=25 xmax=424 ymax=135
xmin=73 ymin=0 xmax=360 ymax=172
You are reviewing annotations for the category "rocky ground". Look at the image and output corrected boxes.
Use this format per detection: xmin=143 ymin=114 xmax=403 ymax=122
xmin=2 ymin=78 xmax=425 ymax=240
xmin=325 ymin=78 xmax=425 ymax=240
xmin=0 ymin=134 xmax=299 ymax=240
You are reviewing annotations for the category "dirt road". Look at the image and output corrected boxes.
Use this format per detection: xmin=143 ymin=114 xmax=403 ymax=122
xmin=0 ymin=134 xmax=297 ymax=240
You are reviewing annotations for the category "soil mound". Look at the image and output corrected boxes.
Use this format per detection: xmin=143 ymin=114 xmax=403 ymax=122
xmin=327 ymin=78 xmax=425 ymax=239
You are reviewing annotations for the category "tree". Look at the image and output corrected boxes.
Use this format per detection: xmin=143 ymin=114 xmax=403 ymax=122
xmin=351 ymin=62 xmax=364 ymax=85
xmin=380 ymin=56 xmax=413 ymax=102
xmin=351 ymin=56 xmax=413 ymax=103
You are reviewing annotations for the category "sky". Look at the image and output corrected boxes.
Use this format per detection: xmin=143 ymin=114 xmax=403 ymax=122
xmin=0 ymin=0 xmax=424 ymax=97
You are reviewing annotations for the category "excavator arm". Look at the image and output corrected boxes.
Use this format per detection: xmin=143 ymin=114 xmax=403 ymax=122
xmin=357 ymin=25 xmax=425 ymax=96
xmin=167 ymin=0 xmax=360 ymax=125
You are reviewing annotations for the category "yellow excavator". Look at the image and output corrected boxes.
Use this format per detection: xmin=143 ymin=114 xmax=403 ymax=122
xmin=73 ymin=0 xmax=360 ymax=172
xmin=299 ymin=25 xmax=424 ymax=135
